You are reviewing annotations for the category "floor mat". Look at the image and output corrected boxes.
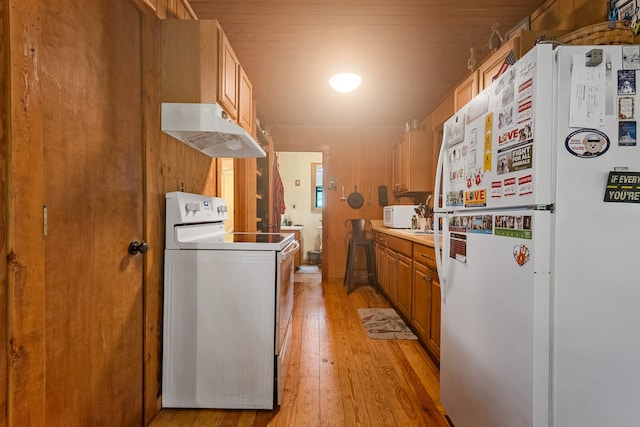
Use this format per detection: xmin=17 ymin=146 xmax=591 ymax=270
xmin=297 ymin=265 xmax=321 ymax=274
xmin=357 ymin=308 xmax=417 ymax=340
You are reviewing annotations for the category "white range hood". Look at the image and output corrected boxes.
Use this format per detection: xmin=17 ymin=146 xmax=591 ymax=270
xmin=161 ymin=103 xmax=266 ymax=158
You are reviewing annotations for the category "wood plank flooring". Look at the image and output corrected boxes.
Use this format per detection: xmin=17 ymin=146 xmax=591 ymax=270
xmin=149 ymin=268 xmax=449 ymax=426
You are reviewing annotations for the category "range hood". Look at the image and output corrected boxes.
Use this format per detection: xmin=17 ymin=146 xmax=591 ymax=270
xmin=161 ymin=103 xmax=266 ymax=158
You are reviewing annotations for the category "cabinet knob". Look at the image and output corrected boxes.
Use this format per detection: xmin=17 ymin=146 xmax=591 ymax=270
xmin=128 ymin=240 xmax=148 ymax=256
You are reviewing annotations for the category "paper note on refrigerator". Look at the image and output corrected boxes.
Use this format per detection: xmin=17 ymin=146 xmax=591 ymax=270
xmin=569 ymin=54 xmax=606 ymax=128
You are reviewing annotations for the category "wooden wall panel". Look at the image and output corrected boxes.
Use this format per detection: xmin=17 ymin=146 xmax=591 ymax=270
xmin=531 ymin=0 xmax=607 ymax=31
xmin=142 ymin=0 xmax=209 ymax=424
xmin=5 ymin=0 xmax=47 ymax=425
xmin=271 ymin=126 xmax=398 ymax=281
xmin=0 ymin=1 xmax=7 ymax=426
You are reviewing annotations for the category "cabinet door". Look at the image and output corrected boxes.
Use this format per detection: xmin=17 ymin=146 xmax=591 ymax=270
xmin=292 ymin=230 xmax=302 ymax=269
xmin=392 ymin=142 xmax=402 ymax=192
xmin=238 ymin=65 xmax=254 ymax=133
xmin=393 ymin=130 xmax=431 ymax=194
xmin=411 ymin=261 xmax=430 ymax=342
xmin=399 ymin=136 xmax=410 ymax=192
xmin=395 ymin=253 xmax=413 ymax=319
xmin=219 ymin=31 xmax=239 ymax=119
xmin=477 ymin=38 xmax=518 ymax=91
xmin=428 ymin=269 xmax=441 ymax=358
xmin=454 ymin=71 xmax=478 ymax=111
xmin=376 ymin=243 xmax=387 ymax=292
xmin=385 ymin=248 xmax=397 ymax=302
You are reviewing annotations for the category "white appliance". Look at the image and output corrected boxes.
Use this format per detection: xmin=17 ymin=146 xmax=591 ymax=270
xmin=162 ymin=191 xmax=299 ymax=409
xmin=383 ymin=204 xmax=419 ymax=228
xmin=434 ymin=44 xmax=640 ymax=427
xmin=161 ymin=103 xmax=266 ymax=158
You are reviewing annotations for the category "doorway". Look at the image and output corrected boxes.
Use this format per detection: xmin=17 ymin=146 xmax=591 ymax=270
xmin=277 ymin=152 xmax=323 ymax=274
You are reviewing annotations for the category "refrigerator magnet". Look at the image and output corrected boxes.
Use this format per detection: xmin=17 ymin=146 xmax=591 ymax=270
xmin=618 ymin=70 xmax=636 ymax=95
xmin=604 ymin=171 xmax=640 ymax=203
xmin=618 ymin=96 xmax=635 ymax=120
xmin=622 ymin=46 xmax=640 ymax=70
xmin=618 ymin=121 xmax=637 ymax=146
xmin=513 ymin=244 xmax=530 ymax=266
xmin=564 ymin=129 xmax=610 ymax=158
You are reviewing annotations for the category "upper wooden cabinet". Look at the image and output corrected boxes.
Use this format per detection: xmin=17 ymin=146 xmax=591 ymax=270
xmin=161 ymin=19 xmax=254 ymax=133
xmin=392 ymin=129 xmax=432 ymax=195
xmin=478 ymin=29 xmax=569 ymax=91
xmin=219 ymin=31 xmax=240 ymax=120
xmin=454 ymin=71 xmax=478 ymax=112
xmin=238 ymin=66 xmax=254 ymax=134
xmin=426 ymin=93 xmax=453 ymax=192
xmin=477 ymin=40 xmax=515 ymax=92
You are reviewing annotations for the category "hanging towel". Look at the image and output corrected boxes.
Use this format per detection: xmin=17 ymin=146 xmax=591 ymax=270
xmin=273 ymin=158 xmax=286 ymax=232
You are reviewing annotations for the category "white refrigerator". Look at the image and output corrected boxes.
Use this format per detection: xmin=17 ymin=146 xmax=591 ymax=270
xmin=434 ymin=43 xmax=640 ymax=427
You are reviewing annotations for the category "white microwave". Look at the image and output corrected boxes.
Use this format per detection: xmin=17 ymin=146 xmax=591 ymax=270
xmin=383 ymin=205 xmax=418 ymax=228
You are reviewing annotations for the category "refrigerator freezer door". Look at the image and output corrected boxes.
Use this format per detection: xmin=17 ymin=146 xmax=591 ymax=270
xmin=440 ymin=209 xmax=551 ymax=427
xmin=551 ymin=45 xmax=640 ymax=426
xmin=438 ymin=44 xmax=554 ymax=213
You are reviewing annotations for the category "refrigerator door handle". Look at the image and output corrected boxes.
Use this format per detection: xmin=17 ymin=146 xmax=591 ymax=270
xmin=433 ymin=133 xmax=447 ymax=302
xmin=434 ymin=133 xmax=445 ymax=214
xmin=434 ymin=211 xmax=447 ymax=303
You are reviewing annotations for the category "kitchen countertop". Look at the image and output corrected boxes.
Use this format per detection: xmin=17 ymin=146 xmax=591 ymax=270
xmin=281 ymin=225 xmax=304 ymax=231
xmin=371 ymin=220 xmax=436 ymax=247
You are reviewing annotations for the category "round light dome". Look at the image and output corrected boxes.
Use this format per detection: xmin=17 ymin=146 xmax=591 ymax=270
xmin=328 ymin=72 xmax=362 ymax=93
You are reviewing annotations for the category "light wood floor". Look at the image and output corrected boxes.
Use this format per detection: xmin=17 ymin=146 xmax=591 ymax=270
xmin=149 ymin=268 xmax=450 ymax=426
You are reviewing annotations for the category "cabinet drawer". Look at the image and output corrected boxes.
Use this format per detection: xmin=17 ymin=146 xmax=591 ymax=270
xmin=387 ymin=235 xmax=412 ymax=257
xmin=374 ymin=232 xmax=387 ymax=246
xmin=414 ymin=244 xmax=437 ymax=271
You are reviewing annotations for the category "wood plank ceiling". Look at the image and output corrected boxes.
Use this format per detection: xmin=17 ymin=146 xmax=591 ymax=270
xmin=188 ymin=0 xmax=548 ymax=129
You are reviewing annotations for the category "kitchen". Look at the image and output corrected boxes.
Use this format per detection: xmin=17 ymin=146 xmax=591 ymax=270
xmin=2 ymin=0 xmax=632 ymax=426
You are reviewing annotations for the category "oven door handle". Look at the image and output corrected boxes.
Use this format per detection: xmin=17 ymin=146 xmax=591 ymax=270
xmin=281 ymin=240 xmax=300 ymax=260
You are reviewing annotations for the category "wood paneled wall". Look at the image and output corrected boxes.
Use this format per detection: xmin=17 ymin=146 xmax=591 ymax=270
xmin=531 ymin=0 xmax=607 ymax=31
xmin=142 ymin=0 xmax=218 ymax=424
xmin=3 ymin=0 xmax=212 ymax=425
xmin=0 ymin=1 xmax=7 ymax=425
xmin=4 ymin=1 xmax=47 ymax=425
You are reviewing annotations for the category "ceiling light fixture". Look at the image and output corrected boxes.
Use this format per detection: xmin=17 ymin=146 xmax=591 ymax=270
xmin=328 ymin=72 xmax=362 ymax=93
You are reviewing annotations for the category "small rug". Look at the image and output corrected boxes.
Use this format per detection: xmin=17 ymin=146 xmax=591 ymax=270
xmin=357 ymin=308 xmax=417 ymax=340
xmin=297 ymin=265 xmax=320 ymax=274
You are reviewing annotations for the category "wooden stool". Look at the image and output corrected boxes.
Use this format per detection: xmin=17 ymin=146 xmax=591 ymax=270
xmin=344 ymin=219 xmax=378 ymax=294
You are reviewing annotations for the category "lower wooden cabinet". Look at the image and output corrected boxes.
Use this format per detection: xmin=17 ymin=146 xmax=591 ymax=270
xmin=413 ymin=244 xmax=441 ymax=359
xmin=385 ymin=248 xmax=397 ymax=302
xmin=428 ymin=269 xmax=441 ymax=358
xmin=411 ymin=260 xmax=430 ymax=340
xmin=374 ymin=232 xmax=387 ymax=291
xmin=395 ymin=253 xmax=412 ymax=319
xmin=281 ymin=226 xmax=303 ymax=269
xmin=373 ymin=231 xmax=441 ymax=362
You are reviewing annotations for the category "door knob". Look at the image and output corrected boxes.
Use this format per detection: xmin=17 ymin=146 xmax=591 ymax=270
xmin=128 ymin=240 xmax=149 ymax=256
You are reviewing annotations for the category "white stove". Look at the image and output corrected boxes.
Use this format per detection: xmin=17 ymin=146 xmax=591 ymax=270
xmin=165 ymin=191 xmax=294 ymax=250
xmin=162 ymin=191 xmax=298 ymax=409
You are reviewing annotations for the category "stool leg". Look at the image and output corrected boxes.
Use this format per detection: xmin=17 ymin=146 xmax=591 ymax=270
xmin=347 ymin=242 xmax=358 ymax=294
xmin=366 ymin=243 xmax=379 ymax=293
xmin=344 ymin=240 xmax=352 ymax=286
